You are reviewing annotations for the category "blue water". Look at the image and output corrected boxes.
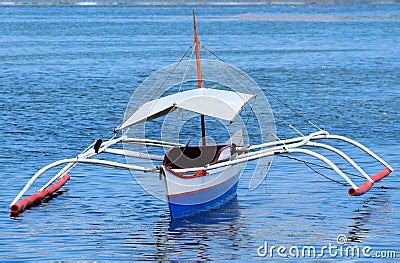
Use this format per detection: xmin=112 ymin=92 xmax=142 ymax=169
xmin=0 ymin=5 xmax=399 ymax=260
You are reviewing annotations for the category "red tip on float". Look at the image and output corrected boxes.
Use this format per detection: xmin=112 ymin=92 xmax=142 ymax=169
xmin=348 ymin=181 xmax=373 ymax=196
xmin=348 ymin=168 xmax=392 ymax=196
xmin=10 ymin=174 xmax=71 ymax=215
xmin=370 ymin=167 xmax=391 ymax=183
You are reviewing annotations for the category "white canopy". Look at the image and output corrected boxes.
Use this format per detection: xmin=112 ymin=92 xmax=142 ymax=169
xmin=118 ymin=88 xmax=255 ymax=130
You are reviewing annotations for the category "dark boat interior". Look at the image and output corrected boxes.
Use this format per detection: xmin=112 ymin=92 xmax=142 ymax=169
xmin=164 ymin=145 xmax=229 ymax=169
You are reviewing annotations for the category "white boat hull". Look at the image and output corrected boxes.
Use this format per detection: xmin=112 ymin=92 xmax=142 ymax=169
xmin=161 ymin=163 xmax=244 ymax=218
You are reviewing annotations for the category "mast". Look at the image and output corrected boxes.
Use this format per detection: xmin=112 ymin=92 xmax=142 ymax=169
xmin=193 ymin=10 xmax=206 ymax=147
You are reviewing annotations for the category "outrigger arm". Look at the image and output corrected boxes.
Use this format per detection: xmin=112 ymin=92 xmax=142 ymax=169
xmin=10 ymin=130 xmax=392 ymax=215
xmin=179 ymin=130 xmax=393 ymax=194
xmin=9 ymin=135 xmax=165 ymax=214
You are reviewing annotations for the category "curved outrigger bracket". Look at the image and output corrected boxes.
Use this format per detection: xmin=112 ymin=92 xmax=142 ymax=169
xmin=10 ymin=130 xmax=393 ymax=215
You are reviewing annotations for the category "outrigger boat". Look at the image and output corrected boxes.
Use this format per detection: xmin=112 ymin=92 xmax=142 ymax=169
xmin=10 ymin=12 xmax=393 ymax=219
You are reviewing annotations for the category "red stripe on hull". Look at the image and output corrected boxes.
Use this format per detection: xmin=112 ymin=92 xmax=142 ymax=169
xmin=167 ymin=172 xmax=239 ymax=197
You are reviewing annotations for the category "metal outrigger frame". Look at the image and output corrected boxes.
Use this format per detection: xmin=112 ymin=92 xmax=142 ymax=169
xmin=10 ymin=130 xmax=393 ymax=215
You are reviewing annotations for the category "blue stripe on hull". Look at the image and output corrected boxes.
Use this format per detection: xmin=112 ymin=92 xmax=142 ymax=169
xmin=168 ymin=181 xmax=239 ymax=219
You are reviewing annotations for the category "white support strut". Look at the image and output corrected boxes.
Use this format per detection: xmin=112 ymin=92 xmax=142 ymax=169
xmin=10 ymin=136 xmax=157 ymax=207
xmin=38 ymin=136 xmax=171 ymax=193
xmin=38 ymin=136 xmax=124 ymax=192
xmin=285 ymin=148 xmax=359 ymax=189
xmin=173 ymin=147 xmax=359 ymax=190
xmin=122 ymin=137 xmax=185 ymax=148
xmin=103 ymin=148 xmax=164 ymax=161
xmin=320 ymin=134 xmax=393 ymax=172
xmin=248 ymin=131 xmax=328 ymax=150
xmin=307 ymin=142 xmax=374 ymax=183
xmin=248 ymin=131 xmax=393 ymax=172
xmin=10 ymin=158 xmax=158 ymax=207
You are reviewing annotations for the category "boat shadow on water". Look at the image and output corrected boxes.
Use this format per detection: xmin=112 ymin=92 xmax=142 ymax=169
xmin=152 ymin=197 xmax=244 ymax=260
xmin=9 ymin=189 xmax=69 ymax=219
xmin=347 ymin=192 xmax=392 ymax=243
xmin=168 ymin=196 xmax=242 ymax=229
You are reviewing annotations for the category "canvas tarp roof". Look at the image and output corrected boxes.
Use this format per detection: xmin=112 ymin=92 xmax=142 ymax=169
xmin=118 ymin=88 xmax=255 ymax=130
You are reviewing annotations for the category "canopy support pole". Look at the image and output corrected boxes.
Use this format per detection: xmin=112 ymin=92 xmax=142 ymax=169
xmin=201 ymin=115 xmax=206 ymax=146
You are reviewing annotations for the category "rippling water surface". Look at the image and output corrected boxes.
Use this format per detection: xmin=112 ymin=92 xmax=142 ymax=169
xmin=0 ymin=4 xmax=399 ymax=260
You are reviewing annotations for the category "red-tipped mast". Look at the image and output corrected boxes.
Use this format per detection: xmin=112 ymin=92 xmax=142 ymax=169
xmin=193 ymin=10 xmax=203 ymax=89
xmin=193 ymin=10 xmax=206 ymax=146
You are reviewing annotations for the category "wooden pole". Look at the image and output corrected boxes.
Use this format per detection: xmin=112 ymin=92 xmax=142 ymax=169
xmin=193 ymin=10 xmax=207 ymax=147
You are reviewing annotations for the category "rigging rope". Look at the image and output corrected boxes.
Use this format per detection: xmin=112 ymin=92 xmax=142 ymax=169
xmin=153 ymin=45 xmax=193 ymax=95
xmin=200 ymin=42 xmax=323 ymax=132
xmin=178 ymin=46 xmax=195 ymax=92
xmin=270 ymin=113 xmax=365 ymax=181
xmin=264 ymin=90 xmax=323 ymax=131
xmin=280 ymin=153 xmax=367 ymax=185
xmin=200 ymin=43 xmax=225 ymax=62
xmin=273 ymin=111 xmax=305 ymax=136
xmin=282 ymin=155 xmax=365 ymax=179
xmin=122 ymin=45 xmax=193 ymax=137
xmin=280 ymin=155 xmax=349 ymax=186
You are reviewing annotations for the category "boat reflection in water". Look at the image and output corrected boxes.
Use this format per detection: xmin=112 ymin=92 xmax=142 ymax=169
xmin=153 ymin=197 xmax=244 ymax=260
xmin=347 ymin=192 xmax=392 ymax=243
